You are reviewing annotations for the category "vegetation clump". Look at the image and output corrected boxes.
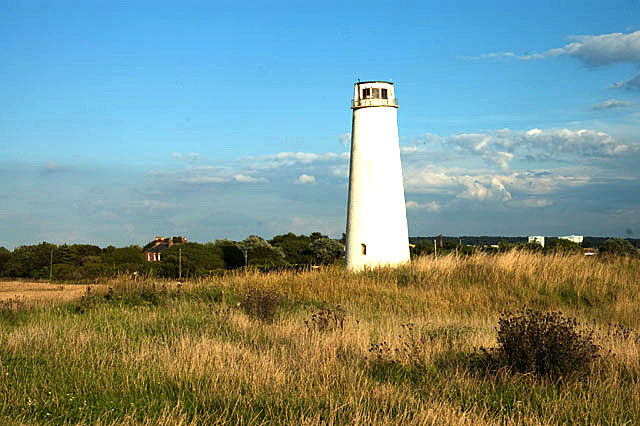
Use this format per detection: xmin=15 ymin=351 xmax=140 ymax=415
xmin=479 ymin=308 xmax=601 ymax=379
xmin=0 ymin=297 xmax=28 ymax=324
xmin=239 ymin=287 xmax=282 ymax=322
xmin=599 ymin=238 xmax=639 ymax=257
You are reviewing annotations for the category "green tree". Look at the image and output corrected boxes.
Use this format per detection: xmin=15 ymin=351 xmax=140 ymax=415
xmin=599 ymin=238 xmax=638 ymax=257
xmin=237 ymin=236 xmax=286 ymax=267
xmin=70 ymin=244 xmax=102 ymax=263
xmin=269 ymin=233 xmax=314 ymax=265
xmin=0 ymin=247 xmax=10 ymax=275
xmin=214 ymin=239 xmax=245 ymax=269
xmin=545 ymin=238 xmax=583 ymax=254
xmin=309 ymin=238 xmax=344 ymax=265
xmin=5 ymin=242 xmax=57 ymax=278
xmin=156 ymin=242 xmax=225 ymax=278
xmin=101 ymin=246 xmax=144 ymax=266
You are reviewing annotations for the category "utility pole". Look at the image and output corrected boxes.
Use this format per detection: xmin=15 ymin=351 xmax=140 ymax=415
xmin=434 ymin=239 xmax=437 ymax=258
xmin=50 ymin=250 xmax=53 ymax=281
xmin=178 ymin=247 xmax=182 ymax=280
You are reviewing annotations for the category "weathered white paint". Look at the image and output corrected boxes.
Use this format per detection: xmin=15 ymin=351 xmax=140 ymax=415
xmin=345 ymin=81 xmax=410 ymax=271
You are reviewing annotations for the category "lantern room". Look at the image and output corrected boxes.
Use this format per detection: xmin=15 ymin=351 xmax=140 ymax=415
xmin=352 ymin=81 xmax=398 ymax=109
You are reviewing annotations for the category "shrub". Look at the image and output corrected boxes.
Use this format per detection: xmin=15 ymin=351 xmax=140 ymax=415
xmin=0 ymin=297 xmax=28 ymax=324
xmin=240 ymin=288 xmax=281 ymax=322
xmin=599 ymin=238 xmax=638 ymax=257
xmin=482 ymin=309 xmax=600 ymax=379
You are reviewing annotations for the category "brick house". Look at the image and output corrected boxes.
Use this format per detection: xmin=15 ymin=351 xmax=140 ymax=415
xmin=143 ymin=236 xmax=187 ymax=262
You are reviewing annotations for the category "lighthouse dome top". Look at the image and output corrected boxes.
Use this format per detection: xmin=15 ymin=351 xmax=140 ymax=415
xmin=352 ymin=81 xmax=398 ymax=109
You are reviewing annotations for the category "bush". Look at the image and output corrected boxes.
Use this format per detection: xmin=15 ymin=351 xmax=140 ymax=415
xmin=480 ymin=309 xmax=600 ymax=379
xmin=599 ymin=238 xmax=638 ymax=257
xmin=240 ymin=288 xmax=282 ymax=322
xmin=545 ymin=238 xmax=583 ymax=254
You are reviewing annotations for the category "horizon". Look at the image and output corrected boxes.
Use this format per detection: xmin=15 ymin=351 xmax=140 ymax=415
xmin=5 ymin=233 xmax=638 ymax=252
xmin=2 ymin=1 xmax=639 ymax=250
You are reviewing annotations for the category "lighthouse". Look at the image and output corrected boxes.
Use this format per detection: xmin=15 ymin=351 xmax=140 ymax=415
xmin=345 ymin=81 xmax=410 ymax=271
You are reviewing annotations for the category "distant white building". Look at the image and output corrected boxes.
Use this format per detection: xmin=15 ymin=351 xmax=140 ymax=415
xmin=528 ymin=236 xmax=545 ymax=247
xmin=559 ymin=235 xmax=583 ymax=244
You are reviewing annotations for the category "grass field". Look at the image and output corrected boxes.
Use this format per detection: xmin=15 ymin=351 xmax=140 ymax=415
xmin=0 ymin=252 xmax=638 ymax=425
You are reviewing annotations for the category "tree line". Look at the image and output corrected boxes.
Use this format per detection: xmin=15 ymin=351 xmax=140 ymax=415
xmin=409 ymin=236 xmax=639 ymax=257
xmin=0 ymin=234 xmax=636 ymax=281
xmin=0 ymin=233 xmax=345 ymax=280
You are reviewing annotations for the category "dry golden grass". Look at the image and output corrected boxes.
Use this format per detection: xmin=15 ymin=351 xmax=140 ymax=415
xmin=0 ymin=252 xmax=638 ymax=425
xmin=0 ymin=280 xmax=105 ymax=303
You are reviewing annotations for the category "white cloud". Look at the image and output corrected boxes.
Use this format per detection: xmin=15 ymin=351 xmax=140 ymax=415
xmin=404 ymin=167 xmax=512 ymax=202
xmin=233 ymin=174 xmax=267 ymax=183
xmin=610 ymin=74 xmax=640 ymax=90
xmin=441 ymin=128 xmax=630 ymax=168
xmin=406 ymin=200 xmax=441 ymax=212
xmin=339 ymin=133 xmax=350 ymax=149
xmin=250 ymin=151 xmax=350 ymax=169
xmin=404 ymin=164 xmax=593 ymax=204
xmin=151 ymin=166 xmax=267 ymax=184
xmin=295 ymin=174 xmax=316 ymax=184
xmin=473 ymin=30 xmax=640 ymax=66
xmin=592 ymin=99 xmax=632 ymax=110
xmin=472 ymin=31 xmax=640 ymax=88
xmin=171 ymin=152 xmax=183 ymax=159
xmin=330 ymin=165 xmax=349 ymax=178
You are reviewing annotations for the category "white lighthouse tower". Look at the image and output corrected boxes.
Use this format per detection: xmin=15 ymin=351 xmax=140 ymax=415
xmin=345 ymin=81 xmax=410 ymax=271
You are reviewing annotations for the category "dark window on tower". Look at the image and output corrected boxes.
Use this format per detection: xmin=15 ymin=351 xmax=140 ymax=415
xmin=362 ymin=88 xmax=371 ymax=99
xmin=381 ymin=88 xmax=388 ymax=99
xmin=372 ymin=88 xmax=379 ymax=98
xmin=361 ymin=243 xmax=367 ymax=255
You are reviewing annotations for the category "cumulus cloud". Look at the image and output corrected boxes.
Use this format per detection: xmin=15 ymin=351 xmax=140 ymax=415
xmin=295 ymin=174 xmax=316 ymax=184
xmin=404 ymin=167 xmax=512 ymax=202
xmin=404 ymin=164 xmax=592 ymax=205
xmin=472 ymin=31 xmax=640 ymax=88
xmin=406 ymin=200 xmax=441 ymax=212
xmin=171 ymin=152 xmax=183 ymax=159
xmin=592 ymin=99 xmax=633 ymax=110
xmin=438 ymin=128 xmax=630 ymax=168
xmin=473 ymin=30 xmax=640 ymax=66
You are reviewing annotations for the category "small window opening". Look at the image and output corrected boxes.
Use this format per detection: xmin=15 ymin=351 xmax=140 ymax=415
xmin=381 ymin=88 xmax=388 ymax=99
xmin=372 ymin=88 xmax=379 ymax=98
xmin=361 ymin=243 xmax=367 ymax=255
xmin=362 ymin=88 xmax=371 ymax=99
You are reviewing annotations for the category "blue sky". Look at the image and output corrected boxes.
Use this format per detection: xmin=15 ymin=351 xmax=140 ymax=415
xmin=1 ymin=1 xmax=639 ymax=249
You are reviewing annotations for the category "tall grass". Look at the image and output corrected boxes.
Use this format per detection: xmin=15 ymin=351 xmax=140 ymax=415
xmin=0 ymin=252 xmax=638 ymax=425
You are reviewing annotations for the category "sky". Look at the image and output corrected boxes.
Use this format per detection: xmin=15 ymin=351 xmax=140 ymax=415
xmin=1 ymin=0 xmax=640 ymax=249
